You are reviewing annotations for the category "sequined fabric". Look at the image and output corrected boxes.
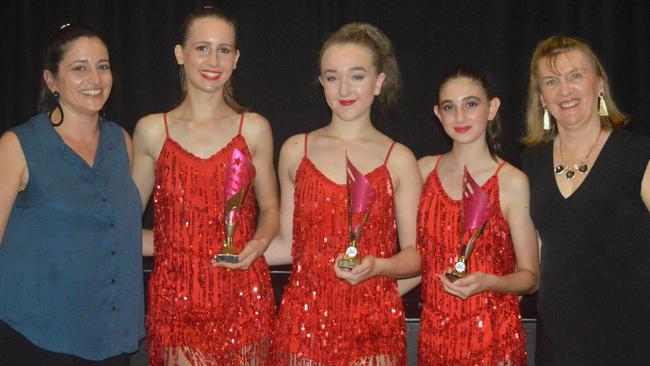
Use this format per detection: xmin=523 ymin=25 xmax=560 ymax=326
xmin=148 ymin=126 xmax=275 ymax=366
xmin=417 ymin=162 xmax=526 ymax=366
xmin=272 ymin=156 xmax=406 ymax=366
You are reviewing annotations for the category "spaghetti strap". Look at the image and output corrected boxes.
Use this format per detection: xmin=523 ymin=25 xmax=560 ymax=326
xmin=163 ymin=113 xmax=170 ymax=137
xmin=303 ymin=133 xmax=309 ymax=158
xmin=433 ymin=155 xmax=443 ymax=172
xmin=237 ymin=113 xmax=245 ymax=135
xmin=494 ymin=161 xmax=507 ymax=176
xmin=383 ymin=141 xmax=396 ymax=166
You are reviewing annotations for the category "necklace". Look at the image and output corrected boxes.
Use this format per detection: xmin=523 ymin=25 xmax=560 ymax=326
xmin=554 ymin=129 xmax=602 ymax=181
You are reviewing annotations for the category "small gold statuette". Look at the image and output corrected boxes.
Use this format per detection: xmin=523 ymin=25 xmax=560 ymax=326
xmin=216 ymin=148 xmax=255 ymax=263
xmin=337 ymin=154 xmax=377 ymax=270
xmin=445 ymin=167 xmax=495 ymax=282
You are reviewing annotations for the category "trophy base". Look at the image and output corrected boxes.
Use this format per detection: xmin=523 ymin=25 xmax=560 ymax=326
xmin=337 ymin=258 xmax=359 ymax=270
xmin=215 ymin=253 xmax=239 ymax=263
xmin=445 ymin=272 xmax=464 ymax=282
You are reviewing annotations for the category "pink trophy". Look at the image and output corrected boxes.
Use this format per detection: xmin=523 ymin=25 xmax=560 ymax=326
xmin=337 ymin=154 xmax=378 ymax=270
xmin=445 ymin=167 xmax=496 ymax=282
xmin=216 ymin=148 xmax=256 ymax=263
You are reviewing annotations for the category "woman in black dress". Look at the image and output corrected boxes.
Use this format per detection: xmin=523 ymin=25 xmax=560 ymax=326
xmin=521 ymin=36 xmax=650 ymax=365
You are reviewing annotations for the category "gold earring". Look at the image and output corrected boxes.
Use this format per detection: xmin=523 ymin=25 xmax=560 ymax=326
xmin=598 ymin=93 xmax=609 ymax=117
xmin=543 ymin=108 xmax=551 ymax=130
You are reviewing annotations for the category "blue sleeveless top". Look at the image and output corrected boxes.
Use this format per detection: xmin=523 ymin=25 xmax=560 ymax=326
xmin=0 ymin=113 xmax=144 ymax=360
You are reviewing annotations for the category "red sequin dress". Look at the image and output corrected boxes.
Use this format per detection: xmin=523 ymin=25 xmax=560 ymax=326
xmin=272 ymin=134 xmax=406 ymax=366
xmin=417 ymin=157 xmax=526 ymax=366
xmin=147 ymin=113 xmax=275 ymax=366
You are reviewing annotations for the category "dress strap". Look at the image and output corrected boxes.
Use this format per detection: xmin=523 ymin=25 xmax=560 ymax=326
xmin=494 ymin=161 xmax=507 ymax=176
xmin=237 ymin=113 xmax=245 ymax=135
xmin=383 ymin=141 xmax=396 ymax=165
xmin=163 ymin=113 xmax=170 ymax=138
xmin=433 ymin=155 xmax=443 ymax=171
xmin=303 ymin=133 xmax=310 ymax=158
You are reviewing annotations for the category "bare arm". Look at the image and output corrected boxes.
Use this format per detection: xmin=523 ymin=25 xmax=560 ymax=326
xmin=263 ymin=134 xmax=303 ymax=266
xmin=131 ymin=114 xmax=165 ymax=256
xmin=440 ymin=165 xmax=540 ymax=299
xmin=395 ymin=156 xmax=439 ymax=295
xmin=335 ymin=143 xmax=423 ymax=285
xmin=217 ymin=114 xmax=279 ymax=269
xmin=0 ymin=132 xmax=27 ymax=245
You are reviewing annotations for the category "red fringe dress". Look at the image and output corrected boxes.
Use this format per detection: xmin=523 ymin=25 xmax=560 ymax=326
xmin=272 ymin=134 xmax=406 ymax=366
xmin=416 ymin=157 xmax=526 ymax=365
xmin=147 ymin=113 xmax=275 ymax=366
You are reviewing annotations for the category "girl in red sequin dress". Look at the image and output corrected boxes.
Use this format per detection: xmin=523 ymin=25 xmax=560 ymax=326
xmin=131 ymin=6 xmax=278 ymax=366
xmin=411 ymin=65 xmax=539 ymax=365
xmin=264 ymin=23 xmax=422 ymax=365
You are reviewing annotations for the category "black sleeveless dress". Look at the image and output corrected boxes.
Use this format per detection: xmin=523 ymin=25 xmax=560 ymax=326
xmin=522 ymin=129 xmax=650 ymax=365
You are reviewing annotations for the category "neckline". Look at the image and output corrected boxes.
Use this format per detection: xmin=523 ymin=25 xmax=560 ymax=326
xmin=551 ymin=129 xmax=614 ymax=200
xmin=301 ymin=157 xmax=387 ymax=187
xmin=431 ymin=161 xmax=503 ymax=203
xmin=164 ymin=134 xmax=245 ymax=162
xmin=45 ymin=114 xmax=105 ymax=170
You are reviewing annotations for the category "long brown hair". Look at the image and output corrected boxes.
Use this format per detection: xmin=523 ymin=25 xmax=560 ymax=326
xmin=177 ymin=6 xmax=245 ymax=113
xmin=319 ymin=23 xmax=401 ymax=112
xmin=523 ymin=36 xmax=628 ymax=146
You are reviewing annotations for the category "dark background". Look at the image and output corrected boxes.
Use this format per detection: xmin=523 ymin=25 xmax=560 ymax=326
xmin=3 ymin=0 xmax=650 ymax=319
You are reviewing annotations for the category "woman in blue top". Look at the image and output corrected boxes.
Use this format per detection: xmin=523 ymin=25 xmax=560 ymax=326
xmin=0 ymin=25 xmax=144 ymax=365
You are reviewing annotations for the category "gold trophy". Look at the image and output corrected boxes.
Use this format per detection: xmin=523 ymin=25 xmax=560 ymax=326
xmin=337 ymin=154 xmax=377 ymax=270
xmin=215 ymin=148 xmax=256 ymax=263
xmin=445 ymin=167 xmax=496 ymax=282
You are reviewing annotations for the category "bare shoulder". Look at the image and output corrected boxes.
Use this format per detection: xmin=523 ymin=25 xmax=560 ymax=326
xmin=0 ymin=131 xmax=22 ymax=152
xmin=242 ymin=112 xmax=271 ymax=131
xmin=133 ymin=113 xmax=166 ymax=141
xmin=0 ymin=131 xmax=27 ymax=180
xmin=387 ymin=142 xmax=417 ymax=165
xmin=280 ymin=133 xmax=306 ymax=160
xmin=417 ymin=155 xmax=439 ymax=179
xmin=0 ymin=131 xmax=26 ymax=164
xmin=497 ymin=162 xmax=530 ymax=200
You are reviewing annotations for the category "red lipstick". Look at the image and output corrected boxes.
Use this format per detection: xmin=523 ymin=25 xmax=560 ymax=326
xmin=339 ymin=99 xmax=356 ymax=106
xmin=200 ymin=70 xmax=221 ymax=81
xmin=453 ymin=126 xmax=471 ymax=133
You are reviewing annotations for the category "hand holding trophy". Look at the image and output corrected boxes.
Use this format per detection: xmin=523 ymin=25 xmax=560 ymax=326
xmin=445 ymin=167 xmax=496 ymax=282
xmin=337 ymin=154 xmax=377 ymax=270
xmin=216 ymin=148 xmax=256 ymax=263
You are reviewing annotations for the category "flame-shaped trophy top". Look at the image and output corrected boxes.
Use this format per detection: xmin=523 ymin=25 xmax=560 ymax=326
xmin=346 ymin=154 xmax=377 ymax=239
xmin=462 ymin=166 xmax=495 ymax=234
xmin=224 ymin=148 xmax=256 ymax=225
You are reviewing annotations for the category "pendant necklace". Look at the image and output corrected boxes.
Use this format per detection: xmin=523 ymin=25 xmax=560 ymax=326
xmin=554 ymin=129 xmax=602 ymax=181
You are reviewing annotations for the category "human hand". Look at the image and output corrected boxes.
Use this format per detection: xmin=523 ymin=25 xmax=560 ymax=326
xmin=211 ymin=238 xmax=264 ymax=270
xmin=333 ymin=254 xmax=378 ymax=285
xmin=438 ymin=270 xmax=489 ymax=299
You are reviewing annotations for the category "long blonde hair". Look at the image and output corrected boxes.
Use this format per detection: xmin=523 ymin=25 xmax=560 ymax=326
xmin=522 ymin=36 xmax=628 ymax=146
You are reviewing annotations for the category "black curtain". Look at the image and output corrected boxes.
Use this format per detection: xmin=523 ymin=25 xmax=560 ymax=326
xmin=3 ymin=0 xmax=649 ymax=162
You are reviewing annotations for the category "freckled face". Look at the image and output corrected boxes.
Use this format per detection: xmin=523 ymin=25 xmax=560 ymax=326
xmin=175 ymin=17 xmax=240 ymax=94
xmin=434 ymin=77 xmax=499 ymax=146
xmin=537 ymin=49 xmax=603 ymax=129
xmin=319 ymin=43 xmax=385 ymax=122
xmin=46 ymin=37 xmax=112 ymax=117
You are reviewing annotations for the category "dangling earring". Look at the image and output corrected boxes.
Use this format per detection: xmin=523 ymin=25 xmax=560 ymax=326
xmin=543 ymin=107 xmax=551 ymax=130
xmin=598 ymin=93 xmax=609 ymax=117
xmin=48 ymin=91 xmax=64 ymax=126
